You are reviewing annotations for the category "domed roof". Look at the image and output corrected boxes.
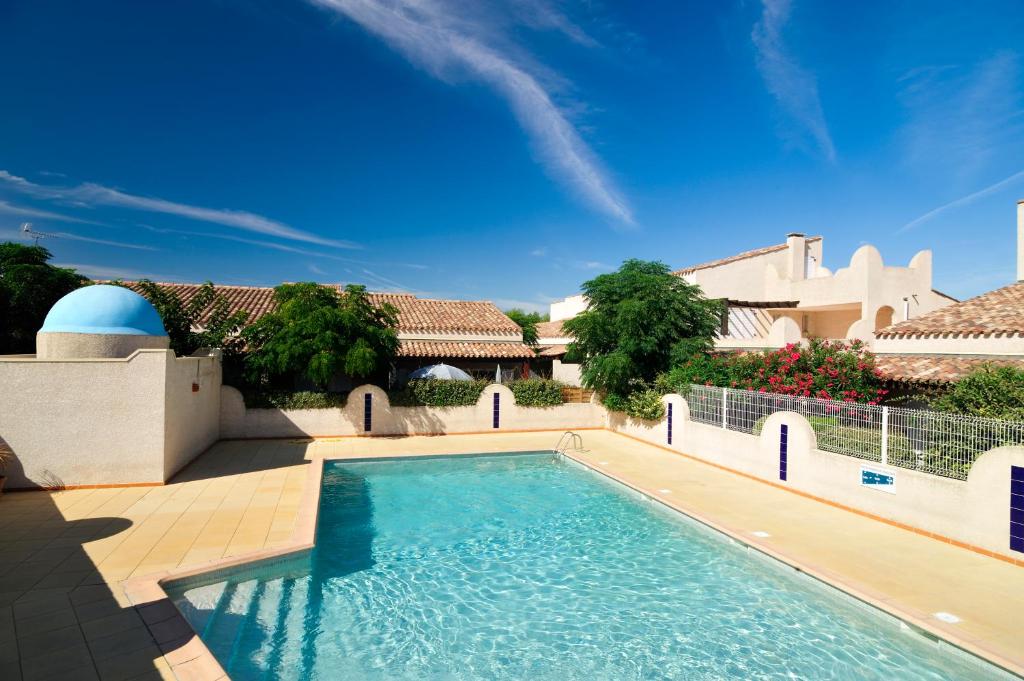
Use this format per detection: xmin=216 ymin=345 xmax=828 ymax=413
xmin=40 ymin=285 xmax=167 ymax=336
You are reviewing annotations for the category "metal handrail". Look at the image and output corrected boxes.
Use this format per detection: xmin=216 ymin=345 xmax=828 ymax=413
xmin=554 ymin=431 xmax=585 ymax=454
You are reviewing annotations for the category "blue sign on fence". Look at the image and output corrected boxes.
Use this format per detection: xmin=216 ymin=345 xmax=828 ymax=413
xmin=861 ymin=466 xmax=896 ymax=494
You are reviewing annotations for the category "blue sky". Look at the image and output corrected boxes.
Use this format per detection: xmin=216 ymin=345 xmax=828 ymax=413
xmin=2 ymin=0 xmax=1023 ymax=311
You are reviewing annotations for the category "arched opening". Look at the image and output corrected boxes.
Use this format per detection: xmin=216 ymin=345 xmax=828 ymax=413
xmin=874 ymin=305 xmax=895 ymax=331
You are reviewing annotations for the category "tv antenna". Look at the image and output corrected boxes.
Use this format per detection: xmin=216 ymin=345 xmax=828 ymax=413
xmin=20 ymin=223 xmax=59 ymax=245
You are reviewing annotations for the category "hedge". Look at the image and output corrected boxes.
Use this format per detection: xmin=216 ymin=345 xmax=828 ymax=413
xmin=244 ymin=390 xmax=347 ymax=410
xmin=243 ymin=378 xmax=567 ymax=410
xmin=388 ymin=379 xmax=489 ymax=407
xmin=603 ymin=388 xmax=665 ymax=421
xmin=507 ymin=379 xmax=564 ymax=407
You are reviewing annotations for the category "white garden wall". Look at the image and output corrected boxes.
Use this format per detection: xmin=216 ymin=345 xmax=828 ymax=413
xmin=0 ymin=349 xmax=221 ymax=489
xmin=609 ymin=394 xmax=1024 ymax=561
xmin=219 ymin=384 xmax=607 ymax=439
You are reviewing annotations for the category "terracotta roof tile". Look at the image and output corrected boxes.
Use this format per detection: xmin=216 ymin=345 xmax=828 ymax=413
xmin=399 ymin=340 xmax=536 ymax=359
xmin=116 ymin=282 xmax=521 ymax=335
xmin=536 ymin=320 xmax=568 ymax=338
xmin=537 ymin=344 xmax=568 ymax=357
xmin=672 ymin=237 xmax=821 ymax=276
xmin=875 ymin=354 xmax=1024 ymax=384
xmin=367 ymin=292 xmax=521 ymax=335
xmin=876 ymin=282 xmax=1024 ymax=339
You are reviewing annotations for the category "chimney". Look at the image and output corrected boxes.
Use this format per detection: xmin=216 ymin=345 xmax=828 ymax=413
xmin=786 ymin=232 xmax=807 ymax=281
xmin=1018 ymin=200 xmax=1024 ymax=282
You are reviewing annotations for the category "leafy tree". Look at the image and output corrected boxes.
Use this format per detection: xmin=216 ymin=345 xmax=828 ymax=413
xmin=562 ymin=259 xmax=722 ymax=396
xmin=931 ymin=365 xmax=1024 ymax=420
xmin=0 ymin=242 xmax=87 ymax=353
xmin=121 ymin=280 xmax=249 ymax=358
xmin=504 ymin=308 xmax=548 ymax=347
xmin=243 ymin=283 xmax=399 ymax=389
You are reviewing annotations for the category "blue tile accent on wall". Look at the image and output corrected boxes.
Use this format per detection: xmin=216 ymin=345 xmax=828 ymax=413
xmin=363 ymin=393 xmax=372 ymax=432
xmin=667 ymin=403 xmax=673 ymax=445
xmin=492 ymin=392 xmax=500 ymax=429
xmin=1012 ymin=466 xmax=1024 ymax=553
xmin=779 ymin=424 xmax=788 ymax=481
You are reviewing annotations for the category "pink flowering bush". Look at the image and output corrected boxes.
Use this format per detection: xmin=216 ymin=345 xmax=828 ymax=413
xmin=665 ymin=338 xmax=888 ymax=405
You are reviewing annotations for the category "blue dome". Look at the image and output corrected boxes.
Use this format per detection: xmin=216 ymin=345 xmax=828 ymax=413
xmin=40 ymin=285 xmax=167 ymax=336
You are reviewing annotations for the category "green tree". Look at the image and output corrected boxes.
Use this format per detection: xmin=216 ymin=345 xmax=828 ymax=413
xmin=0 ymin=242 xmax=87 ymax=354
xmin=563 ymin=259 xmax=722 ymax=396
xmin=120 ymin=280 xmax=249 ymax=359
xmin=931 ymin=364 xmax=1024 ymax=420
xmin=504 ymin=308 xmax=548 ymax=347
xmin=243 ymin=283 xmax=399 ymax=389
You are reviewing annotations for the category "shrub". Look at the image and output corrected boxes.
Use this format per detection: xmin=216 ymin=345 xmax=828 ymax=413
xmin=389 ymin=379 xmax=489 ymax=407
xmin=507 ymin=378 xmax=564 ymax=407
xmin=626 ymin=389 xmax=665 ymax=421
xmin=603 ymin=386 xmax=665 ymax=421
xmin=602 ymin=393 xmax=628 ymax=413
xmin=664 ymin=338 xmax=887 ymax=404
xmin=931 ymin=365 xmax=1024 ymax=420
xmin=245 ymin=390 xmax=347 ymax=410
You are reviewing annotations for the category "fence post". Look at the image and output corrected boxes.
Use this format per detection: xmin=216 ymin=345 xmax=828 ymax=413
xmin=721 ymin=387 xmax=728 ymax=430
xmin=881 ymin=406 xmax=889 ymax=466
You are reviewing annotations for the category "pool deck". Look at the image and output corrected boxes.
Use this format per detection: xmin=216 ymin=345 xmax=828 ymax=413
xmin=1 ymin=430 xmax=1022 ymax=680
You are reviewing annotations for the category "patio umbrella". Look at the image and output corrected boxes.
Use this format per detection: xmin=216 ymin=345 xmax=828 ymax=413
xmin=409 ymin=363 xmax=473 ymax=381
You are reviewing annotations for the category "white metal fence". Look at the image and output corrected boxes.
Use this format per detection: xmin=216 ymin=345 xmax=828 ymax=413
xmin=685 ymin=384 xmax=1024 ymax=480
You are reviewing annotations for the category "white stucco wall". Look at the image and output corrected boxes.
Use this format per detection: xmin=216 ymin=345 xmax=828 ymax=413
xmin=552 ymin=360 xmax=582 ymax=386
xmin=549 ymin=295 xmax=588 ymax=322
xmin=609 ymin=395 xmax=1024 ymax=561
xmin=219 ymin=384 xmax=607 ymax=439
xmin=0 ymin=349 xmax=222 ymax=489
xmin=164 ymin=353 xmax=222 ymax=480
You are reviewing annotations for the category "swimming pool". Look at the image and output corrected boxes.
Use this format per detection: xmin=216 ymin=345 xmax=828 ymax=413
xmin=169 ymin=452 xmax=1013 ymax=680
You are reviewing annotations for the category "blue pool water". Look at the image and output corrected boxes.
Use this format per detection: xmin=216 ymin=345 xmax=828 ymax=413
xmin=170 ymin=453 xmax=1012 ymax=680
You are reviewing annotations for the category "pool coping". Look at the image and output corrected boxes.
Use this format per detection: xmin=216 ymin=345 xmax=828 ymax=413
xmin=121 ymin=445 xmax=1024 ymax=681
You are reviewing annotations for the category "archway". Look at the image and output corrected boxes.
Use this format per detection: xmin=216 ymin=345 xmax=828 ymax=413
xmin=874 ymin=305 xmax=895 ymax=331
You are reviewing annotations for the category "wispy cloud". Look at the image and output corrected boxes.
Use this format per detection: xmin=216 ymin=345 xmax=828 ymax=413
xmin=897 ymin=168 xmax=1024 ymax=233
xmin=0 ymin=200 xmax=95 ymax=224
xmin=530 ymin=247 xmax=547 ymax=257
xmin=0 ymin=227 xmax=157 ymax=251
xmin=53 ymin=262 xmax=187 ymax=282
xmin=0 ymin=170 xmax=358 ymax=249
xmin=491 ymin=297 xmax=549 ymax=314
xmin=308 ymin=0 xmax=632 ymax=225
xmin=510 ymin=0 xmax=597 ymax=48
xmin=751 ymin=0 xmax=836 ymax=162
xmin=898 ymin=52 xmax=1023 ymax=179
xmin=358 ymin=267 xmax=422 ymax=293
xmin=139 ymin=223 xmax=427 ymax=270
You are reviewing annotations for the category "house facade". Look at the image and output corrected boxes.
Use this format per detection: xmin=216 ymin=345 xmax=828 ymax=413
xmin=122 ymin=283 xmax=536 ymax=385
xmin=675 ymin=232 xmax=953 ymax=350
xmin=871 ymin=200 xmax=1024 ymax=385
xmin=539 ymin=232 xmax=956 ymax=385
